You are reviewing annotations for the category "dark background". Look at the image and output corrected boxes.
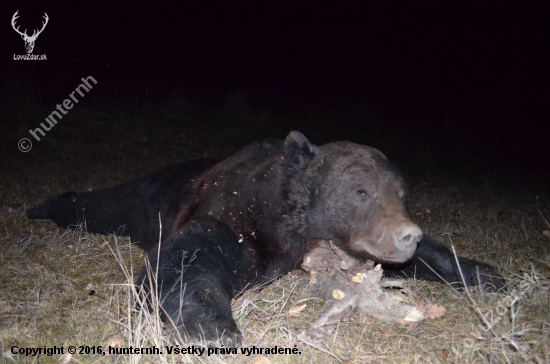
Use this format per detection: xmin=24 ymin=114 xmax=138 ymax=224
xmin=1 ymin=0 xmax=549 ymax=177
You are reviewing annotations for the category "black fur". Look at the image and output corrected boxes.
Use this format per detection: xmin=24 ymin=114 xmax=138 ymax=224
xmin=383 ymin=236 xmax=505 ymax=290
xmin=27 ymin=159 xmax=216 ymax=250
xmin=138 ymin=217 xmax=271 ymax=347
xmin=27 ymin=131 xmax=505 ymax=346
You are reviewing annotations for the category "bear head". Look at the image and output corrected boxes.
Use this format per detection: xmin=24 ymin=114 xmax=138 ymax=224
xmin=282 ymin=131 xmax=422 ymax=264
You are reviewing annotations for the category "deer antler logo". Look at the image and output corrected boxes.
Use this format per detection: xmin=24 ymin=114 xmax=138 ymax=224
xmin=11 ymin=11 xmax=49 ymax=54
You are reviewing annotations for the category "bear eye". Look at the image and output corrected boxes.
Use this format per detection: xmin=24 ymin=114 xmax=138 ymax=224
xmin=357 ymin=189 xmax=368 ymax=196
xmin=398 ymin=190 xmax=406 ymax=201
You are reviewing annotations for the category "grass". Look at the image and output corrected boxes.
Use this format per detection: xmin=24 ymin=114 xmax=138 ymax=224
xmin=0 ymin=84 xmax=549 ymax=363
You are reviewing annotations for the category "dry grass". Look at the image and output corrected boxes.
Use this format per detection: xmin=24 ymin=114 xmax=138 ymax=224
xmin=1 ymin=90 xmax=549 ymax=363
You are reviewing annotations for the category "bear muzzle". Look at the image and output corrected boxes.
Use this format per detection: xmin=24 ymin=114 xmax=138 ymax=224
xmin=391 ymin=223 xmax=422 ymax=260
xmin=351 ymin=221 xmax=422 ymax=263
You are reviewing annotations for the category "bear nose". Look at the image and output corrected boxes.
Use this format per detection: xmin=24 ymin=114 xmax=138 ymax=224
xmin=395 ymin=223 xmax=422 ymax=249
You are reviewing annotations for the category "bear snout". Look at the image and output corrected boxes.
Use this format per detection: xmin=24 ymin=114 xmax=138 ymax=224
xmin=350 ymin=220 xmax=421 ymax=263
xmin=393 ymin=223 xmax=422 ymax=250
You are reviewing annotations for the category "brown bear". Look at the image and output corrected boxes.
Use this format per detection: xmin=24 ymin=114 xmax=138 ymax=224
xmin=27 ymin=131 xmax=504 ymax=347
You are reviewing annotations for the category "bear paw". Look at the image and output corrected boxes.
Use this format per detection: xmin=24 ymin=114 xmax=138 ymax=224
xmin=168 ymin=318 xmax=243 ymax=348
xmin=458 ymin=259 xmax=506 ymax=292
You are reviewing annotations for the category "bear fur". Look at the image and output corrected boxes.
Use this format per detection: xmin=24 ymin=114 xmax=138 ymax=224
xmin=27 ymin=131 xmax=504 ymax=347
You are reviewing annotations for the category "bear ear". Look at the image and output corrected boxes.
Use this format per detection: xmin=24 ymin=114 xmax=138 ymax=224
xmin=284 ymin=131 xmax=318 ymax=169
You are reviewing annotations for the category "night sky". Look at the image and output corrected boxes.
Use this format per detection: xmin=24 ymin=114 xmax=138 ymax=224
xmin=2 ymin=0 xmax=549 ymax=175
